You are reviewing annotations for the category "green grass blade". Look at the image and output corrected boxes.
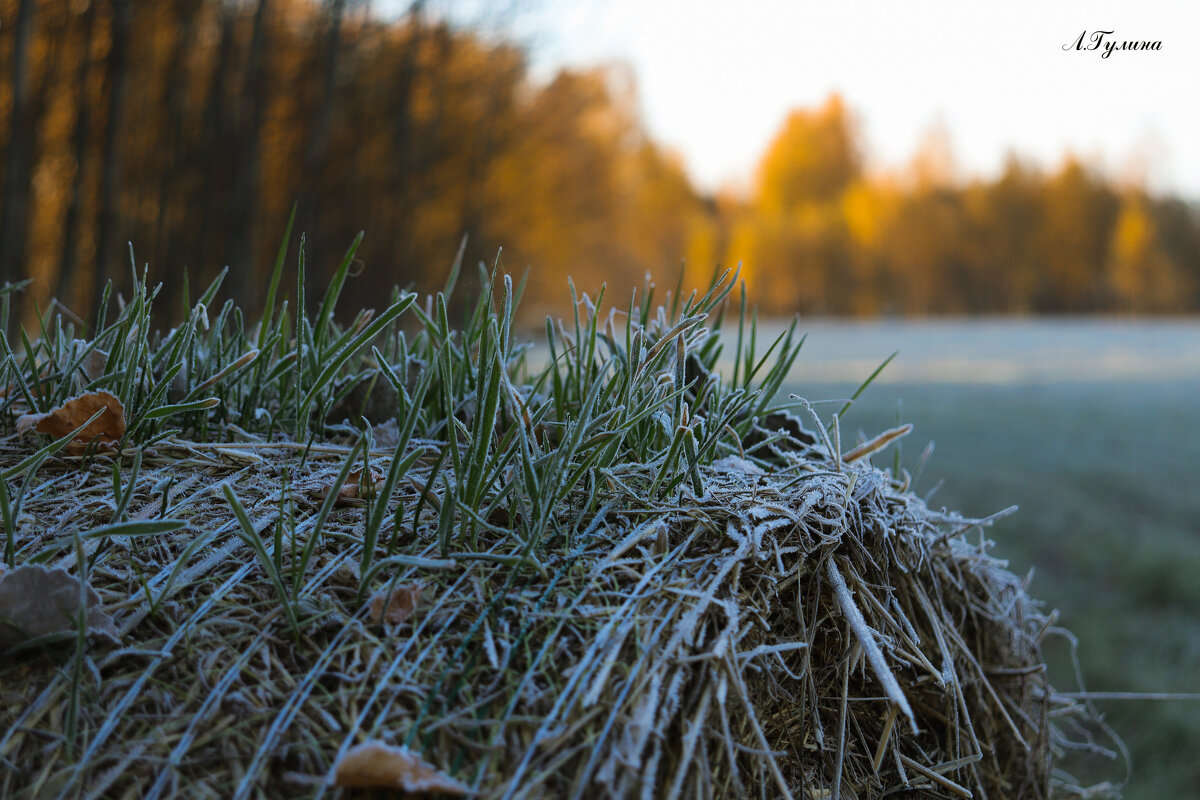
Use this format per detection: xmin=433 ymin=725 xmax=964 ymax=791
xmin=84 ymin=519 xmax=188 ymax=539
xmin=296 ymin=437 xmax=365 ymax=594
xmin=444 ymin=234 xmax=467 ymax=299
xmin=140 ymin=397 xmax=221 ymax=420
xmin=0 ymin=476 xmax=15 ymax=567
xmin=838 ymin=350 xmax=898 ymax=417
xmin=298 ymin=295 xmax=414 ymax=425
xmin=259 ymin=204 xmax=296 ymax=350
xmin=223 ymin=483 xmax=299 ymax=635
xmin=313 ymin=231 xmax=364 ymax=355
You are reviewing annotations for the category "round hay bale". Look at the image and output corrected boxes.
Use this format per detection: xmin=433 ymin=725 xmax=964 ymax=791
xmin=0 ymin=272 xmax=1119 ymax=799
xmin=473 ymin=415 xmax=1079 ymax=799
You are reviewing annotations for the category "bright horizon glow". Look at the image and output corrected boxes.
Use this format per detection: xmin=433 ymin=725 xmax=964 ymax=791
xmin=381 ymin=0 xmax=1200 ymax=200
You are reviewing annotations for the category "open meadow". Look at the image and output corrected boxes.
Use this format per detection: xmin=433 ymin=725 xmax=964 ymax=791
xmin=786 ymin=319 xmax=1200 ymax=799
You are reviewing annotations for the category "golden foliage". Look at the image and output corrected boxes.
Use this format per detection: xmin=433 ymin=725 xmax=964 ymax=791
xmin=756 ymin=95 xmax=861 ymax=215
xmin=725 ymin=135 xmax=1200 ymax=315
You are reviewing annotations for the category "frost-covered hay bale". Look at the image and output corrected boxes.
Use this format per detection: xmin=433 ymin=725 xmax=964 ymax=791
xmin=0 ymin=279 xmax=1112 ymax=798
xmin=499 ymin=429 xmax=1084 ymax=799
xmin=0 ymin=416 xmax=1096 ymax=799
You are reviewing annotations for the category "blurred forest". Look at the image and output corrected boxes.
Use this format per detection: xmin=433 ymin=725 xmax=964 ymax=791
xmin=2 ymin=0 xmax=1199 ymax=322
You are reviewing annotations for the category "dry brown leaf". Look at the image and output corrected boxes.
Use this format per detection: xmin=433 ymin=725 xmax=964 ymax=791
xmin=338 ymin=465 xmax=384 ymax=501
xmin=65 ymin=339 xmax=109 ymax=385
xmin=368 ymin=583 xmax=423 ymax=625
xmin=0 ymin=564 xmax=120 ymax=650
xmin=294 ymin=465 xmax=383 ymax=507
xmin=77 ymin=345 xmax=110 ymax=383
xmin=16 ymin=390 xmax=125 ymax=451
xmin=332 ymin=741 xmax=471 ymax=794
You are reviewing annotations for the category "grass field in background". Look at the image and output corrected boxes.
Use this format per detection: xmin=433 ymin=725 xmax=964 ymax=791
xmin=800 ymin=378 xmax=1200 ymax=799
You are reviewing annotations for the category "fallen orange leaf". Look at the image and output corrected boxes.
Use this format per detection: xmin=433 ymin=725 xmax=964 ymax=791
xmin=16 ymin=391 xmax=125 ymax=452
xmin=332 ymin=741 xmax=471 ymax=795
xmin=368 ymin=583 xmax=423 ymax=625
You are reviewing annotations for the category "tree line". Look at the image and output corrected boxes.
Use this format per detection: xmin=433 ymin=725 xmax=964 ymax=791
xmin=2 ymin=0 xmax=1198 ymax=322
xmin=727 ymin=97 xmax=1199 ymax=315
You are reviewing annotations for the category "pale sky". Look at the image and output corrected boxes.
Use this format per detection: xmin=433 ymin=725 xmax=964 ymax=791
xmin=390 ymin=0 xmax=1200 ymax=199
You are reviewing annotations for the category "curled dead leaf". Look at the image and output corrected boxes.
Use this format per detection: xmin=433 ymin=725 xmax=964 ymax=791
xmin=294 ymin=463 xmax=385 ymax=507
xmin=332 ymin=741 xmax=471 ymax=795
xmin=339 ymin=465 xmax=384 ymax=501
xmin=0 ymin=564 xmax=120 ymax=650
xmin=70 ymin=339 xmax=109 ymax=383
xmin=368 ymin=583 xmax=423 ymax=625
xmin=16 ymin=390 xmax=125 ymax=452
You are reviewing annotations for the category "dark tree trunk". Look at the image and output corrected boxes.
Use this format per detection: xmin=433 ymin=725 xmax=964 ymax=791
xmin=0 ymin=0 xmax=38 ymax=286
xmin=297 ymin=0 xmax=346 ymax=254
xmin=458 ymin=63 xmax=515 ymax=273
xmin=196 ymin=5 xmax=236 ymax=286
xmin=94 ymin=0 xmax=133 ymax=293
xmin=225 ymin=0 xmax=270 ymax=309
xmin=385 ymin=1 xmax=424 ymax=280
xmin=55 ymin=0 xmax=99 ymax=308
xmin=154 ymin=0 xmax=202 ymax=309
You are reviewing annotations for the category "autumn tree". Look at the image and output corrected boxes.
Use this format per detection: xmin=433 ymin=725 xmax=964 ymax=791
xmin=728 ymin=95 xmax=862 ymax=313
xmin=1106 ymin=192 xmax=1193 ymax=312
xmin=478 ymin=66 xmax=717 ymax=314
xmin=757 ymin=95 xmax=860 ymax=214
xmin=960 ymin=157 xmax=1045 ymax=312
xmin=1032 ymin=158 xmax=1119 ymax=312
